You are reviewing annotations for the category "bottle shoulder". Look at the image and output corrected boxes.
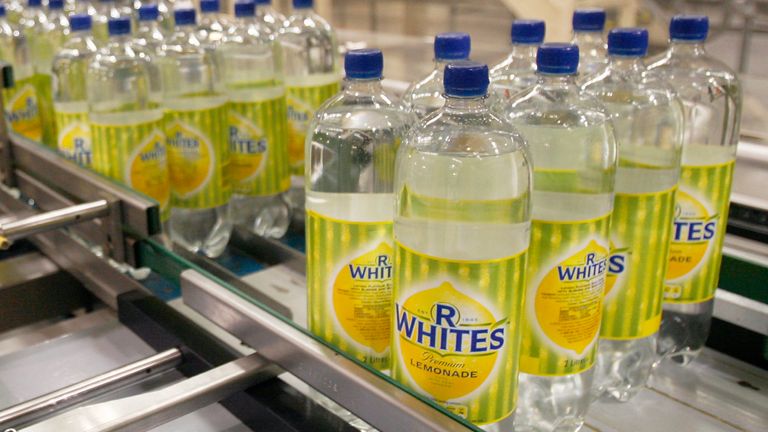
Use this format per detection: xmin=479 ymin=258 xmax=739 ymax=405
xmin=403 ymin=69 xmax=442 ymax=100
xmin=646 ymin=52 xmax=741 ymax=102
xmin=505 ymin=84 xmax=610 ymax=127
xmin=312 ymin=91 xmax=415 ymax=131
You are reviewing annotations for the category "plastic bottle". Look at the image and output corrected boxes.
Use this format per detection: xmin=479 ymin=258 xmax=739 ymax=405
xmin=87 ymin=17 xmax=170 ymax=222
xmin=489 ymin=20 xmax=545 ymax=103
xmin=401 ymin=32 xmax=470 ymax=119
xmin=157 ymin=0 xmax=176 ymax=33
xmin=52 ymin=14 xmax=98 ymax=167
xmin=46 ymin=0 xmax=70 ymax=49
xmin=198 ymin=0 xmax=231 ymax=46
xmin=500 ymin=44 xmax=617 ymax=432
xmin=159 ymin=8 xmax=232 ymax=258
xmin=18 ymin=0 xmax=57 ymax=147
xmin=571 ymin=8 xmax=607 ymax=78
xmin=281 ymin=0 xmax=340 ymax=206
xmin=306 ymin=49 xmax=413 ymax=370
xmin=93 ymin=0 xmax=131 ymax=44
xmin=0 ymin=5 xmax=15 ymax=62
xmin=218 ymin=0 xmax=291 ymax=238
xmin=5 ymin=1 xmax=23 ymax=25
xmin=647 ymin=16 xmax=741 ymax=365
xmin=582 ymin=28 xmax=683 ymax=402
xmin=255 ymin=0 xmax=286 ymax=34
xmin=391 ymin=61 xmax=531 ymax=429
xmin=135 ymin=3 xmax=164 ymax=53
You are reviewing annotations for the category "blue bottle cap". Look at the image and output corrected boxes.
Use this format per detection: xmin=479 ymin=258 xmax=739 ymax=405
xmin=108 ymin=17 xmax=131 ymax=36
xmin=0 ymin=5 xmax=6 ymax=17
xmin=200 ymin=0 xmax=220 ymax=13
xmin=444 ymin=61 xmax=489 ymax=97
xmin=573 ymin=8 xmax=606 ymax=32
xmin=138 ymin=4 xmax=159 ymax=21
xmin=69 ymin=14 xmax=92 ymax=31
xmin=27 ymin=0 xmax=42 ymax=7
xmin=670 ymin=15 xmax=709 ymax=41
xmin=293 ymin=0 xmax=312 ymax=9
xmin=537 ymin=43 xmax=579 ymax=75
xmin=234 ymin=1 xmax=255 ymax=17
xmin=608 ymin=28 xmax=648 ymax=56
xmin=174 ymin=8 xmax=196 ymax=26
xmin=434 ymin=32 xmax=471 ymax=61
xmin=345 ymin=48 xmax=383 ymax=80
xmin=48 ymin=0 xmax=64 ymax=10
xmin=511 ymin=19 xmax=545 ymax=44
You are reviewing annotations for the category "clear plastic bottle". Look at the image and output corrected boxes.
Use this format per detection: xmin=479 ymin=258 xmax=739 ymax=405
xmin=46 ymin=0 xmax=70 ymax=49
xmin=582 ymin=28 xmax=683 ymax=402
xmin=72 ymin=0 xmax=98 ymax=18
xmin=87 ymin=17 xmax=170 ymax=223
xmin=401 ymin=32 xmax=470 ymax=119
xmin=19 ymin=0 xmax=58 ymax=147
xmin=647 ymin=16 xmax=741 ymax=365
xmin=135 ymin=3 xmax=165 ymax=53
xmin=52 ymin=14 xmax=98 ymax=167
xmin=280 ymin=0 xmax=340 ymax=206
xmin=255 ymin=0 xmax=286 ymax=34
xmin=571 ymin=8 xmax=607 ymax=79
xmin=501 ymin=44 xmax=617 ymax=432
xmin=5 ymin=0 xmax=23 ymax=25
xmin=489 ymin=20 xmax=544 ymax=103
xmin=218 ymin=0 xmax=292 ymax=238
xmin=197 ymin=0 xmax=231 ymax=46
xmin=0 ymin=5 xmax=15 ymax=61
xmin=93 ymin=0 xmax=131 ymax=44
xmin=159 ymin=8 xmax=232 ymax=258
xmin=157 ymin=0 xmax=176 ymax=33
xmin=392 ymin=61 xmax=531 ymax=429
xmin=306 ymin=49 xmax=414 ymax=370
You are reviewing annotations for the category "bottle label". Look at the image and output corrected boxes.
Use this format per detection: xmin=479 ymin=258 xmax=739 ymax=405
xmin=520 ymin=215 xmax=610 ymax=376
xmin=601 ymin=187 xmax=676 ymax=340
xmin=306 ymin=210 xmax=393 ymax=370
xmin=3 ymin=77 xmax=43 ymax=142
xmin=228 ymin=95 xmax=290 ymax=196
xmin=165 ymin=104 xmax=231 ymax=209
xmin=285 ymin=78 xmax=340 ymax=175
xmin=54 ymin=110 xmax=92 ymax=167
xmin=34 ymin=73 xmax=57 ymax=148
xmin=664 ymin=161 xmax=735 ymax=303
xmin=391 ymin=242 xmax=527 ymax=425
xmin=91 ymin=117 xmax=171 ymax=218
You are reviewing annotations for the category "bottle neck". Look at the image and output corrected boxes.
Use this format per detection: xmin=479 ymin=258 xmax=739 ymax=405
xmin=537 ymin=73 xmax=579 ymax=88
xmin=344 ymin=78 xmax=383 ymax=94
xmin=668 ymin=40 xmax=707 ymax=57
xmin=444 ymin=95 xmax=487 ymax=113
xmin=510 ymin=43 xmax=538 ymax=60
xmin=573 ymin=30 xmax=604 ymax=46
xmin=607 ymin=55 xmax=645 ymax=73
xmin=294 ymin=6 xmax=313 ymax=17
xmin=138 ymin=20 xmax=160 ymax=32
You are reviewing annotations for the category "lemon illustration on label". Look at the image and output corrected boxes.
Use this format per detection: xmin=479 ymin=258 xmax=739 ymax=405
xmin=604 ymin=243 xmax=629 ymax=299
xmin=228 ymin=111 xmax=267 ymax=184
xmin=57 ymin=122 xmax=92 ymax=167
xmin=166 ymin=120 xmax=214 ymax=199
xmin=666 ymin=189 xmax=716 ymax=281
xmin=6 ymin=83 xmax=43 ymax=141
xmin=534 ymin=240 xmax=608 ymax=355
xmin=332 ymin=242 xmax=393 ymax=354
xmin=126 ymin=130 xmax=170 ymax=209
xmin=396 ymin=281 xmax=507 ymax=402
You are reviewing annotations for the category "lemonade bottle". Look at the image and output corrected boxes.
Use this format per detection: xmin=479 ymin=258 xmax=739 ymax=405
xmin=392 ymin=61 xmax=531 ymax=428
xmin=647 ymin=15 xmax=741 ymax=365
xmin=87 ymin=17 xmax=170 ymax=220
xmin=52 ymin=14 xmax=98 ymax=166
xmin=501 ymin=44 xmax=617 ymax=432
xmin=219 ymin=0 xmax=291 ymax=238
xmin=134 ymin=3 xmax=165 ymax=53
xmin=489 ymin=20 xmax=545 ymax=102
xmin=571 ymin=8 xmax=607 ymax=78
xmin=306 ymin=49 xmax=414 ymax=370
xmin=0 ymin=5 xmax=15 ymax=62
xmin=93 ymin=0 xmax=131 ymax=45
xmin=198 ymin=0 xmax=231 ymax=46
xmin=159 ymin=8 xmax=232 ymax=258
xmin=582 ymin=28 xmax=683 ymax=402
xmin=5 ymin=0 xmax=23 ymax=24
xmin=281 ymin=0 xmax=339 ymax=195
xmin=46 ymin=0 xmax=70 ymax=50
xmin=401 ymin=32 xmax=470 ymax=119
xmin=255 ymin=0 xmax=286 ymax=34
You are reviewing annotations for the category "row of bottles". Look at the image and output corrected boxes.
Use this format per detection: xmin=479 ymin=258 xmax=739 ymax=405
xmin=0 ymin=0 xmax=339 ymax=256
xmin=305 ymin=11 xmax=740 ymax=432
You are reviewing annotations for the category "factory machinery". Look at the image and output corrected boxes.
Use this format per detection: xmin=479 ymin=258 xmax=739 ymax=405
xmin=0 ymin=47 xmax=767 ymax=431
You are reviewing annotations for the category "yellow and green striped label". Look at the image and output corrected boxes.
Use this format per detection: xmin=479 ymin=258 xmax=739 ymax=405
xmin=91 ymin=116 xmax=171 ymax=219
xmin=229 ymin=95 xmax=290 ymax=196
xmin=3 ymin=76 xmax=43 ymax=143
xmin=165 ymin=104 xmax=231 ymax=209
xmin=520 ymin=215 xmax=610 ymax=376
xmin=55 ymin=110 xmax=91 ymax=167
xmin=664 ymin=161 xmax=735 ymax=303
xmin=306 ymin=210 xmax=392 ymax=370
xmin=601 ymin=187 xmax=676 ymax=340
xmin=286 ymin=80 xmax=340 ymax=175
xmin=391 ymin=242 xmax=527 ymax=425
xmin=35 ymin=74 xmax=57 ymax=148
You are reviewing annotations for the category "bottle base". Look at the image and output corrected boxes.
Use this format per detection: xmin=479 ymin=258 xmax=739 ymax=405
xmin=169 ymin=205 xmax=233 ymax=259
xmin=657 ymin=300 xmax=714 ymax=365
xmin=229 ymin=193 xmax=292 ymax=239
xmin=513 ymin=369 xmax=593 ymax=432
xmin=594 ymin=335 xmax=658 ymax=403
